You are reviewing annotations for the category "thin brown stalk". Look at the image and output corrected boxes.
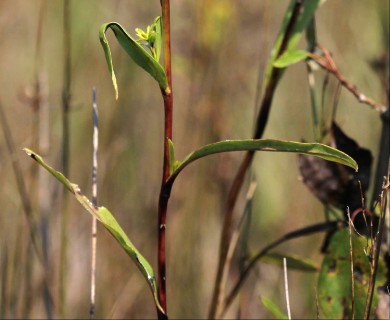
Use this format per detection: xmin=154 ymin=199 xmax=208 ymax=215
xmin=90 ymin=87 xmax=98 ymax=320
xmin=209 ymin=1 xmax=304 ymax=318
xmin=59 ymin=0 xmax=72 ymax=316
xmin=158 ymin=0 xmax=173 ymax=316
xmin=308 ymin=46 xmax=387 ymax=114
xmin=215 ymin=182 xmax=257 ymax=319
xmin=0 ymin=100 xmax=42 ymax=264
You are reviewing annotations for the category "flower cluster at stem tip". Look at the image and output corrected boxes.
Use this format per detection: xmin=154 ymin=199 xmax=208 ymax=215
xmin=135 ymin=23 xmax=158 ymax=60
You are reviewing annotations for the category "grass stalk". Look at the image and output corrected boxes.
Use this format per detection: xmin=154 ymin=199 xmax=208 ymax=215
xmin=90 ymin=87 xmax=98 ymax=319
xmin=59 ymin=0 xmax=72 ymax=316
xmin=283 ymin=258 xmax=292 ymax=320
xmin=0 ymin=101 xmax=42 ymax=264
xmin=209 ymin=1 xmax=304 ymax=317
xmin=158 ymin=0 xmax=173 ymax=314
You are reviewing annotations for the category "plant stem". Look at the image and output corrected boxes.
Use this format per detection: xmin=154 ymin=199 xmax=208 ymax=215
xmin=209 ymin=1 xmax=303 ymax=317
xmin=90 ymin=87 xmax=98 ymax=320
xmin=158 ymin=0 xmax=173 ymax=315
xmin=60 ymin=0 xmax=72 ymax=316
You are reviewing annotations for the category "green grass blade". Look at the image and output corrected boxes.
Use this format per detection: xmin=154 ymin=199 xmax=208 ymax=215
xmin=263 ymin=0 xmax=322 ymax=87
xmin=260 ymin=296 xmax=288 ymax=320
xmin=23 ymin=148 xmax=165 ymax=316
xmin=99 ymin=21 xmax=168 ymax=99
xmin=168 ymin=139 xmax=357 ymax=183
xmin=273 ymin=50 xmax=308 ymax=68
xmin=260 ymin=252 xmax=319 ymax=272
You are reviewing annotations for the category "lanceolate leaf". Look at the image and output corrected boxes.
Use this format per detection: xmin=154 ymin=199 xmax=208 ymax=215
xmin=99 ymin=21 xmax=168 ymax=99
xmin=260 ymin=252 xmax=318 ymax=272
xmin=153 ymin=16 xmax=162 ymax=62
xmin=263 ymin=0 xmax=322 ymax=88
xmin=168 ymin=139 xmax=357 ymax=184
xmin=273 ymin=50 xmax=308 ymax=68
xmin=23 ymin=148 xmax=165 ymax=316
xmin=260 ymin=296 xmax=288 ymax=320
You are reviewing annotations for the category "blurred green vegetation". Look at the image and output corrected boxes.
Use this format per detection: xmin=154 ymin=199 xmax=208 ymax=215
xmin=0 ymin=1 xmax=388 ymax=319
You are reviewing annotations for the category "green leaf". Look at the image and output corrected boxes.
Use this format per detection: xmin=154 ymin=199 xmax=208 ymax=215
xmin=168 ymin=139 xmax=358 ymax=183
xmin=318 ymin=228 xmax=385 ymax=319
xmin=23 ymin=148 xmax=165 ymax=316
xmin=168 ymin=139 xmax=175 ymax=175
xmin=99 ymin=20 xmax=168 ymax=99
xmin=152 ymin=16 xmax=162 ymax=62
xmin=263 ymin=0 xmax=322 ymax=88
xmin=273 ymin=50 xmax=308 ymax=68
xmin=260 ymin=252 xmax=319 ymax=272
xmin=260 ymin=295 xmax=288 ymax=320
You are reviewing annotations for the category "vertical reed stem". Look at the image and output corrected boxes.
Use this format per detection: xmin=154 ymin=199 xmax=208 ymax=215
xmin=90 ymin=87 xmax=98 ymax=319
xmin=60 ymin=0 xmax=72 ymax=316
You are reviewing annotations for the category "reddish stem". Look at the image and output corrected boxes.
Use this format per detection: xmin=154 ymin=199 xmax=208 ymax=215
xmin=158 ymin=0 xmax=173 ymax=315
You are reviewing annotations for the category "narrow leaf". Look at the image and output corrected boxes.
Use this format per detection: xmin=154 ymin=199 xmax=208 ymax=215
xmin=99 ymin=21 xmax=168 ymax=99
xmin=260 ymin=252 xmax=319 ymax=272
xmin=168 ymin=139 xmax=357 ymax=183
xmin=273 ymin=50 xmax=308 ymax=68
xmin=153 ymin=16 xmax=162 ymax=62
xmin=168 ymin=139 xmax=175 ymax=175
xmin=260 ymin=296 xmax=288 ymax=320
xmin=23 ymin=148 xmax=165 ymax=316
xmin=263 ymin=0 xmax=322 ymax=88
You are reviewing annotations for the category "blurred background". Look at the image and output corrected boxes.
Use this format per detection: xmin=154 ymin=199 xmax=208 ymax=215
xmin=0 ymin=0 xmax=388 ymax=319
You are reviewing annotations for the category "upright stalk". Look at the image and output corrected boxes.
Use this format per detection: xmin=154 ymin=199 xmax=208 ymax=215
xmin=209 ymin=1 xmax=303 ymax=317
xmin=60 ymin=0 xmax=71 ymax=316
xmin=90 ymin=87 xmax=98 ymax=320
xmin=158 ymin=0 xmax=173 ymax=314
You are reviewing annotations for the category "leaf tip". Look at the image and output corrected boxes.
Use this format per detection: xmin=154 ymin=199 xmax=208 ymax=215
xmin=23 ymin=147 xmax=32 ymax=156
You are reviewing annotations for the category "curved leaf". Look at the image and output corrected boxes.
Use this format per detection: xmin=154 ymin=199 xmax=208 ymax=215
xmin=23 ymin=148 xmax=165 ymax=316
xmin=168 ymin=139 xmax=357 ymax=183
xmin=273 ymin=50 xmax=308 ymax=68
xmin=99 ymin=21 xmax=168 ymax=99
xmin=260 ymin=296 xmax=288 ymax=320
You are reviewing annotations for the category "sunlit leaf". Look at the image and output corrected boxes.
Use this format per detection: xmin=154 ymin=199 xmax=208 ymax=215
xmin=23 ymin=148 xmax=165 ymax=317
xmin=99 ymin=20 xmax=168 ymax=99
xmin=260 ymin=295 xmax=288 ymax=320
xmin=273 ymin=50 xmax=308 ymax=68
xmin=168 ymin=139 xmax=357 ymax=184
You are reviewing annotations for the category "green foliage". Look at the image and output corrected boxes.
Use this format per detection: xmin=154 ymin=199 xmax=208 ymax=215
xmin=260 ymin=253 xmax=318 ymax=272
xmin=23 ymin=148 xmax=165 ymax=316
xmin=273 ymin=50 xmax=308 ymax=68
xmin=318 ymin=228 xmax=385 ymax=319
xmin=260 ymin=295 xmax=288 ymax=320
xmin=263 ymin=0 xmax=323 ymax=88
xmin=168 ymin=139 xmax=357 ymax=184
xmin=99 ymin=17 xmax=168 ymax=100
